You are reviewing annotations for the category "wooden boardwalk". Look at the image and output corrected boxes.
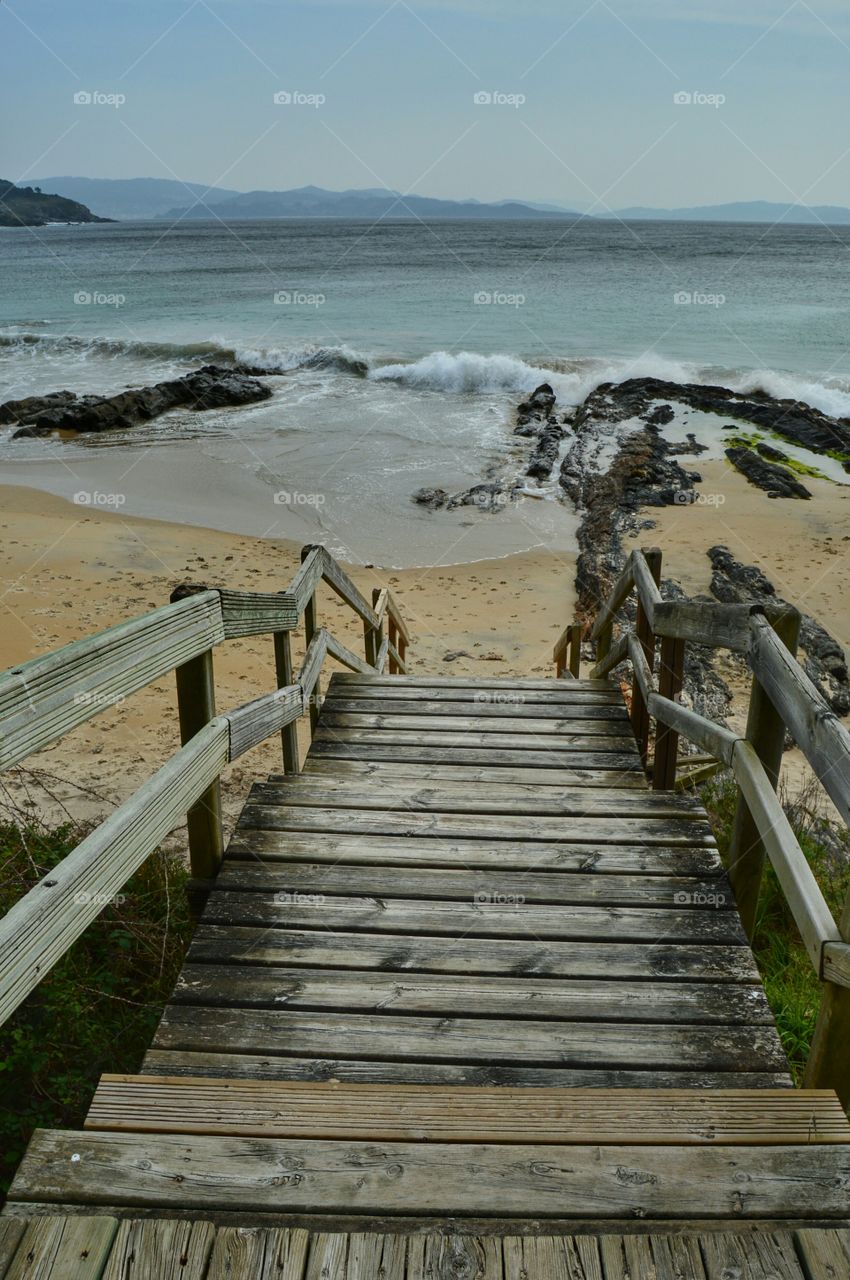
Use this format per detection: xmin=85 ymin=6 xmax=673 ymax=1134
xmin=6 ymin=671 xmax=850 ymax=1256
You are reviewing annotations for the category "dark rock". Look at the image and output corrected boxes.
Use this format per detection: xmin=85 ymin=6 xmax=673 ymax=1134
xmin=708 ymin=545 xmax=849 ymax=716
xmin=516 ymin=382 xmax=556 ymax=420
xmin=412 ymin=487 xmax=449 ymax=510
xmin=643 ymin=403 xmax=675 ymax=427
xmin=6 ymin=364 xmax=273 ymax=439
xmin=526 ymin=423 xmax=567 ymax=480
xmin=756 ymin=441 xmax=790 ymax=463
xmin=446 ymin=482 xmax=517 ymax=512
xmin=725 ymin=446 xmax=811 ymax=499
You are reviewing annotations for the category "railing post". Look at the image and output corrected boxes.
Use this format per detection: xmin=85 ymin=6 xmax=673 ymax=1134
xmin=653 ymin=636 xmax=686 ymax=791
xmin=727 ymin=607 xmax=801 ymax=938
xmin=368 ymin=588 xmax=385 ymax=671
xmin=804 ymin=892 xmax=850 ymax=1105
xmin=388 ymin=618 xmax=399 ymax=675
xmin=301 ymin=548 xmax=320 ymax=736
xmin=568 ymin=623 xmax=582 ymax=678
xmin=631 ymin=548 xmax=662 ymax=770
xmin=170 ymin=585 xmax=223 ymax=884
xmin=273 ymin=630 xmax=300 ymax=774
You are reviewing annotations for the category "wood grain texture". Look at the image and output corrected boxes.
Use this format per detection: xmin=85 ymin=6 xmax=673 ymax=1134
xmin=6 ymin=1215 xmax=118 ymax=1280
xmin=87 ymin=1079 xmax=846 ymax=1145
xmin=101 ymin=1217 xmax=215 ymax=1279
xmin=13 ymin=1130 xmax=850 ymax=1218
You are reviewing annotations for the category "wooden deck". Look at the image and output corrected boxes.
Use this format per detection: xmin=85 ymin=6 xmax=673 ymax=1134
xmin=5 ymin=673 xmax=850 ymax=1256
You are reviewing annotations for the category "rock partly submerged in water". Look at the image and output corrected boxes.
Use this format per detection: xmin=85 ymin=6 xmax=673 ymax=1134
xmin=4 ymin=364 xmax=273 ymax=438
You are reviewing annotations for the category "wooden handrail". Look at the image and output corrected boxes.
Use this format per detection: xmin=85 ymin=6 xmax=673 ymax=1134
xmin=572 ymin=545 xmax=850 ymax=1099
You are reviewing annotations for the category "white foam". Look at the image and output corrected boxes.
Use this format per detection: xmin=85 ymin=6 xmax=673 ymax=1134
xmin=370 ymin=351 xmax=563 ymax=395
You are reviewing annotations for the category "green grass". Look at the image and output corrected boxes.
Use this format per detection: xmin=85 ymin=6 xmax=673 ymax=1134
xmin=0 ymin=820 xmax=192 ymax=1201
xmin=701 ymin=775 xmax=850 ymax=1081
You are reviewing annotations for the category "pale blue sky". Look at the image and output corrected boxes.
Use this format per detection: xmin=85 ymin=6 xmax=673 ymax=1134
xmin=2 ymin=0 xmax=848 ymax=208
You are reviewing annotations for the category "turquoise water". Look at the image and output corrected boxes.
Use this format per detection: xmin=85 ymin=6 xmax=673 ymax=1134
xmin=1 ymin=218 xmax=849 ymax=564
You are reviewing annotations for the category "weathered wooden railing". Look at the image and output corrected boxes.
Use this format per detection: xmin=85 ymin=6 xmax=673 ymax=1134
xmin=556 ymin=546 xmax=850 ymax=1101
xmin=0 ymin=544 xmax=409 ymax=1025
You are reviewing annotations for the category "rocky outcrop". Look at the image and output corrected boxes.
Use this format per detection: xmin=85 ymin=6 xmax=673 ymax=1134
xmin=412 ymin=482 xmax=521 ymax=512
xmin=582 ymin=376 xmax=850 ymax=470
xmin=708 ymin=546 xmax=849 ymax=716
xmin=725 ymin=446 xmax=812 ymax=499
xmin=5 ymin=365 xmax=273 ymax=438
xmin=514 ymin=382 xmax=572 ymax=482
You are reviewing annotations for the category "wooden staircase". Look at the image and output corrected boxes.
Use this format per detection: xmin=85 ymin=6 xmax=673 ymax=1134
xmin=5 ymin=672 xmax=850 ymax=1263
xmin=4 ymin=546 xmax=850 ymax=1275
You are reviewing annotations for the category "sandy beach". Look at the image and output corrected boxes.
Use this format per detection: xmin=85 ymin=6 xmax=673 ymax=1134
xmin=2 ymin=459 xmax=849 ymax=842
xmin=0 ymin=484 xmax=574 ymax=844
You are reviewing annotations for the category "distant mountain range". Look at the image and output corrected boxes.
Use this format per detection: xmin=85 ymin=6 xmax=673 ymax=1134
xmin=0 ymin=179 xmax=112 ymax=227
xmin=21 ymin=179 xmax=850 ymax=227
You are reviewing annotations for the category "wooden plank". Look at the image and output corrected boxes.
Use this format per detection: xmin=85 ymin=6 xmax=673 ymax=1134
xmin=187 ymin=925 xmax=759 ymax=981
xmin=218 ymin=588 xmax=299 ymax=638
xmin=88 ymin=1081 xmax=843 ymax=1145
xmin=0 ymin=591 xmax=223 ymax=770
xmin=214 ymin=862 xmax=733 ymax=910
xmin=274 ymin=630 xmax=300 ymax=775
xmin=6 ymin=1215 xmax=118 ymax=1280
xmin=308 ymin=739 xmax=642 ymax=770
xmin=0 ymin=1222 xmax=25 ymax=1280
xmin=325 ymin=682 xmax=620 ymax=703
xmin=590 ymin=556 xmax=636 ymax=643
xmin=298 ymin=757 xmax=648 ymax=788
xmin=247 ymin=777 xmax=701 ymax=818
xmin=101 ymin=1217 xmax=215 ymax=1279
xmin=648 ymin=693 xmax=740 ymax=767
xmin=200 ymin=891 xmax=744 ymax=943
xmin=794 ymin=1228 xmax=850 ymax=1279
xmin=699 ymin=1232 xmax=806 ymax=1279
xmin=318 ymin=710 xmax=630 ymax=733
xmin=304 ymin=1231 xmax=407 ymax=1279
xmin=321 ymin=698 xmax=628 ymax=720
xmin=140 ymin=1049 xmax=791 ymax=1088
xmin=733 ymin=740 xmax=841 ymax=973
xmin=748 ymin=613 xmax=850 ymax=827
xmin=407 ymin=1235 xmax=501 ymax=1279
xmin=648 ymin=1235 xmax=708 ymax=1280
xmin=325 ymin=633 xmax=374 ymax=677
xmin=227 ymin=685 xmax=303 ymax=761
xmin=207 ymin=1226 xmax=309 ymax=1279
xmin=328 ymin=674 xmax=615 ymax=692
xmin=287 ymin=546 xmax=325 ymax=618
xmin=0 ymin=720 xmax=229 ymax=1024
xmin=170 ymin=965 xmax=768 ymax=1024
xmin=224 ymin=830 xmax=723 ymax=874
xmin=237 ymin=804 xmax=717 ymax=847
xmin=503 ymin=1235 xmax=602 ymax=1279
xmin=13 ymin=1131 xmax=850 ymax=1217
xmin=590 ymin=633 xmax=629 ymax=680
xmin=651 ymin=601 xmax=763 ymax=653
xmin=151 ymin=1007 xmax=785 ymax=1070
xmin=313 ymin=726 xmax=638 ymax=752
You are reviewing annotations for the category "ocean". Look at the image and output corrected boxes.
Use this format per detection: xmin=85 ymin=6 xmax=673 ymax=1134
xmin=2 ymin=217 xmax=849 ymax=566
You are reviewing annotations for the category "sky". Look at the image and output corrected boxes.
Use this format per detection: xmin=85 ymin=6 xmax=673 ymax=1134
xmin=1 ymin=0 xmax=849 ymax=209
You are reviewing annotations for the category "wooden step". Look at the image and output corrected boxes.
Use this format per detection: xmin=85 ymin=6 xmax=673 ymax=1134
xmin=307 ymin=740 xmax=642 ymax=769
xmin=296 ymin=757 xmax=649 ymax=787
xmin=85 ymin=1079 xmax=850 ymax=1146
xmin=10 ymin=1128 xmax=850 ymax=1220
